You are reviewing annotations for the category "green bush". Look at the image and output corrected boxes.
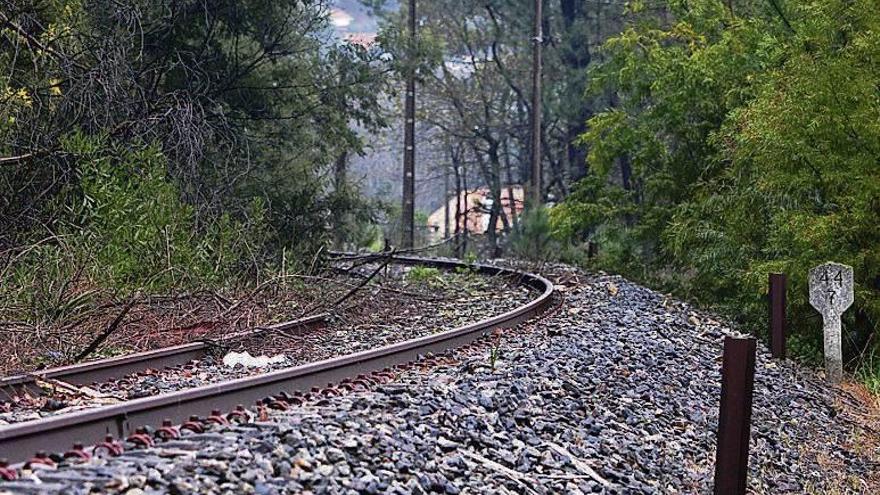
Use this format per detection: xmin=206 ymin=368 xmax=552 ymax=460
xmin=69 ymin=136 xmax=266 ymax=291
xmin=1 ymin=134 xmax=272 ymax=323
xmin=552 ymin=0 xmax=880 ymax=376
xmin=507 ymin=207 xmax=560 ymax=262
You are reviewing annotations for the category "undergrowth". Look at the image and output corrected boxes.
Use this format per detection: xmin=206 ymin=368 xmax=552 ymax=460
xmin=0 ymin=135 xmax=278 ymax=326
xmin=407 ymin=266 xmax=441 ymax=283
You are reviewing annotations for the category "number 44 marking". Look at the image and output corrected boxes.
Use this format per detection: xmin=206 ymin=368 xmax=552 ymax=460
xmin=821 ymin=269 xmax=844 ymax=286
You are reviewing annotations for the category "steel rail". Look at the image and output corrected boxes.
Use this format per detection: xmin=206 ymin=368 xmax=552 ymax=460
xmin=0 ymin=314 xmax=328 ymax=396
xmin=0 ymin=256 xmax=553 ymax=464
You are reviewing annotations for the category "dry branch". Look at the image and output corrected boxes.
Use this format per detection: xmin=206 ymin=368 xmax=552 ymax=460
xmin=72 ymin=299 xmax=135 ymax=363
xmin=458 ymin=449 xmax=541 ymax=495
xmin=545 ymin=442 xmax=611 ymax=488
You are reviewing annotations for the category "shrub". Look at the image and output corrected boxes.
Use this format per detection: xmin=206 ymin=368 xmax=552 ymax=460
xmin=508 ymin=207 xmax=557 ymax=262
xmin=552 ymin=0 xmax=880 ymax=376
xmin=0 ymin=134 xmax=271 ymax=323
xmin=407 ymin=266 xmax=441 ymax=283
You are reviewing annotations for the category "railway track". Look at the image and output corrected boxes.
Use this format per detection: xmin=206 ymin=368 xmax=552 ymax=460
xmin=0 ymin=314 xmax=328 ymax=397
xmin=0 ymin=254 xmax=553 ymax=471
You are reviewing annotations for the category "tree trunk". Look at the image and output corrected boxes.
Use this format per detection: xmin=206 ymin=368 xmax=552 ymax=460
xmin=487 ymin=140 xmax=510 ymax=233
xmin=568 ymin=125 xmax=588 ymax=182
xmin=542 ymin=128 xmax=569 ymax=200
xmin=530 ymin=0 xmax=543 ymax=207
xmin=461 ymin=156 xmax=469 ymax=256
xmin=560 ymin=0 xmax=579 ymax=28
xmin=453 ymin=148 xmax=462 ymax=256
xmin=401 ymin=0 xmax=417 ymax=249
xmin=472 ymin=141 xmax=505 ymax=258
xmin=620 ymin=154 xmax=633 ymax=192
xmin=502 ymin=139 xmax=519 ymax=229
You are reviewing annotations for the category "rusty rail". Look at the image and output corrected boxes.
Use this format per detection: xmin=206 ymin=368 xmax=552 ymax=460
xmin=0 ymin=314 xmax=327 ymax=396
xmin=0 ymin=255 xmax=553 ymax=464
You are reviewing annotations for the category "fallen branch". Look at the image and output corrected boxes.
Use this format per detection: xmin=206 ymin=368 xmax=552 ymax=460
xmin=307 ymin=245 xmax=324 ymax=276
xmin=327 ymin=269 xmax=444 ymax=301
xmin=329 ymin=235 xmax=461 ymax=262
xmin=0 ymin=152 xmax=36 ymax=166
xmin=268 ymin=252 xmax=395 ymax=340
xmin=0 ymin=321 xmax=35 ymax=332
xmin=458 ymin=449 xmax=541 ymax=495
xmin=72 ymin=299 xmax=135 ymax=363
xmin=545 ymin=441 xmax=611 ymax=488
xmin=34 ymin=377 xmax=123 ymax=402
xmin=325 ymin=251 xmax=393 ymax=310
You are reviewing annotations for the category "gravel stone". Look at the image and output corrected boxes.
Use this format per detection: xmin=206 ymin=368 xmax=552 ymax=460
xmin=3 ymin=263 xmax=876 ymax=494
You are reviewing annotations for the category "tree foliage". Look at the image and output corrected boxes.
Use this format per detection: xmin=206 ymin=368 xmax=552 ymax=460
xmin=553 ymin=0 xmax=880 ymax=373
xmin=1 ymin=0 xmax=390 ymax=297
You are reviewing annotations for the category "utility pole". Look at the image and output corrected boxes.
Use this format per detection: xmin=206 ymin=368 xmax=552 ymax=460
xmin=443 ymin=161 xmax=451 ymax=239
xmin=401 ymin=0 xmax=417 ymax=248
xmin=530 ymin=0 xmax=543 ymax=207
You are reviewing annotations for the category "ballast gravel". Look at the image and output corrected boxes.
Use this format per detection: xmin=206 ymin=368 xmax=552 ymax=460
xmin=3 ymin=264 xmax=877 ymax=494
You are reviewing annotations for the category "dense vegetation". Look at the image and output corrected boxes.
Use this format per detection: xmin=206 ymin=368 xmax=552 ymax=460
xmin=1 ymin=0 xmax=388 ymax=317
xmin=2 ymin=0 xmax=877 ymax=386
xmin=550 ymin=0 xmax=880 ymax=387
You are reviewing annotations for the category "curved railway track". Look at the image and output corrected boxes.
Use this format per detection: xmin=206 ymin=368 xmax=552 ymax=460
xmin=0 ymin=254 xmax=553 ymax=471
xmin=0 ymin=314 xmax=328 ymax=397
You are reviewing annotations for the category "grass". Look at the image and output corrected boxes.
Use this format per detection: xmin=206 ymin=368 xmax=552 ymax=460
xmin=855 ymin=348 xmax=880 ymax=395
xmin=802 ymin=380 xmax=880 ymax=492
xmin=407 ymin=266 xmax=441 ymax=283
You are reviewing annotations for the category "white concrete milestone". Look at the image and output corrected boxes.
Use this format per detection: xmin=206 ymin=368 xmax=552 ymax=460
xmin=808 ymin=262 xmax=854 ymax=383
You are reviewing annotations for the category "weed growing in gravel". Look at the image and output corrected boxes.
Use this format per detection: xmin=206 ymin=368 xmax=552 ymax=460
xmin=855 ymin=348 xmax=880 ymax=395
xmin=407 ymin=266 xmax=441 ymax=283
xmin=488 ymin=329 xmax=503 ymax=370
xmin=489 ymin=345 xmax=501 ymax=370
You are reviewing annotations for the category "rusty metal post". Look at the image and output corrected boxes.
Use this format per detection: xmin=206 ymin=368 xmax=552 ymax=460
xmin=713 ymin=336 xmax=756 ymax=495
xmin=769 ymin=273 xmax=787 ymax=359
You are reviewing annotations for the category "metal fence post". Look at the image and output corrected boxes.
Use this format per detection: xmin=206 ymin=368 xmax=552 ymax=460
xmin=713 ymin=336 xmax=757 ymax=495
xmin=769 ymin=273 xmax=787 ymax=359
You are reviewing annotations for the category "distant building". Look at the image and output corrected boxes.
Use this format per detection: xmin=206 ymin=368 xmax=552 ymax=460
xmin=426 ymin=186 xmax=524 ymax=242
xmin=344 ymin=32 xmax=378 ymax=47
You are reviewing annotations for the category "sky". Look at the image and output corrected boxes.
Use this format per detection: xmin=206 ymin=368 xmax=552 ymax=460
xmin=330 ymin=0 xmax=382 ymax=38
xmin=329 ymin=1 xmax=444 ymax=213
